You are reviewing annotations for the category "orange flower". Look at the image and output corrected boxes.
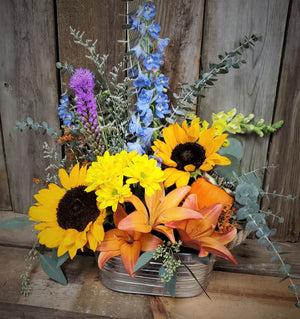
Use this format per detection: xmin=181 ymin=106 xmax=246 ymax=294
xmin=190 ymin=177 xmax=233 ymax=210
xmin=97 ymin=204 xmax=162 ymax=277
xmin=117 ymin=184 xmax=203 ymax=243
xmin=166 ymin=195 xmax=237 ymax=264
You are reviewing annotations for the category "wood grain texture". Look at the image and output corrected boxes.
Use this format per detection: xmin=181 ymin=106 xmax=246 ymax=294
xmin=262 ymin=0 xmax=300 ymax=241
xmin=56 ymin=0 xmax=126 ymax=90
xmin=198 ymin=0 xmax=289 ymax=172
xmin=0 ymin=0 xmax=61 ymax=214
xmin=0 ymin=120 xmax=12 ymax=210
xmin=0 ymin=244 xmax=298 ymax=319
xmin=127 ymin=0 xmax=204 ymax=108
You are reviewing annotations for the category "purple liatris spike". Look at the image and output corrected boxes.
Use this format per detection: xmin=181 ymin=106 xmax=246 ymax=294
xmin=69 ymin=68 xmax=104 ymax=156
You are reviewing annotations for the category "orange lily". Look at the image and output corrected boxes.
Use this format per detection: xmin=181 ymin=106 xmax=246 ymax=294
xmin=166 ymin=194 xmax=237 ymax=264
xmin=190 ymin=176 xmax=234 ymax=210
xmin=97 ymin=204 xmax=162 ymax=277
xmin=117 ymin=185 xmax=203 ymax=243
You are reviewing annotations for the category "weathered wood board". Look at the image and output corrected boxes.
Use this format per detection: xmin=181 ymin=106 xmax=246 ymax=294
xmin=0 ymin=244 xmax=299 ymax=319
xmin=262 ymin=0 xmax=300 ymax=242
xmin=56 ymin=0 xmax=127 ymax=91
xmin=0 ymin=0 xmax=61 ymax=214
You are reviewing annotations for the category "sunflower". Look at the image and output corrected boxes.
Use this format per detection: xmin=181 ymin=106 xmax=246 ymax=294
xmin=29 ymin=163 xmax=106 ymax=259
xmin=152 ymin=119 xmax=231 ymax=188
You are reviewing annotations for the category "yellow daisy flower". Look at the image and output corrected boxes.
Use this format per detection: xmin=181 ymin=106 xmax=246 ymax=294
xmin=29 ymin=163 xmax=106 ymax=259
xmin=123 ymin=154 xmax=165 ymax=196
xmin=152 ymin=119 xmax=231 ymax=188
xmin=96 ymin=176 xmax=132 ymax=211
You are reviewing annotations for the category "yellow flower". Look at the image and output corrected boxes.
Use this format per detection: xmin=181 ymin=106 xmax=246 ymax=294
xmin=124 ymin=154 xmax=165 ymax=196
xmin=96 ymin=175 xmax=132 ymax=211
xmin=29 ymin=164 xmax=106 ymax=259
xmin=152 ymin=119 xmax=231 ymax=188
xmin=85 ymin=150 xmax=137 ymax=192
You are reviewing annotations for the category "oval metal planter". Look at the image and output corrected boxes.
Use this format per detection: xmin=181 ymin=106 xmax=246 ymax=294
xmin=99 ymin=253 xmax=213 ymax=297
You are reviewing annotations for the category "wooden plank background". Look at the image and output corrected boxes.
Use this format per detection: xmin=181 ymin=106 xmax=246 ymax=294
xmin=0 ymin=0 xmax=299 ymax=246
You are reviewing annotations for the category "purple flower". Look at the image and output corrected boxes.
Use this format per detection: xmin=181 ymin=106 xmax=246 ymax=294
xmin=69 ymin=69 xmax=95 ymax=94
xmin=134 ymin=73 xmax=152 ymax=88
xmin=142 ymin=4 xmax=156 ymax=21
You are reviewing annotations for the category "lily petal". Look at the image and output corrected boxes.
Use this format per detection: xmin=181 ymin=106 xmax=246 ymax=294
xmin=118 ymin=210 xmax=152 ymax=233
xmin=120 ymin=241 xmax=141 ymax=277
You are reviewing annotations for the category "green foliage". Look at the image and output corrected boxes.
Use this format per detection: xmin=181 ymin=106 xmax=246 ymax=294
xmin=133 ymin=250 xmax=155 ymax=273
xmin=39 ymin=249 xmax=68 ymax=286
xmin=175 ymin=34 xmax=260 ymax=108
xmin=15 ymin=117 xmax=57 ymax=136
xmin=0 ymin=217 xmax=35 ymax=229
xmin=56 ymin=61 xmax=74 ymax=74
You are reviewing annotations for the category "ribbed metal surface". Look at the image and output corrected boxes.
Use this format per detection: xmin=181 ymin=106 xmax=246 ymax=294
xmin=99 ymin=253 xmax=213 ymax=297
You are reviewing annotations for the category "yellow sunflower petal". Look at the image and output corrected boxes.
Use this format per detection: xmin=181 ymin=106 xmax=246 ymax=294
xmin=59 ymin=168 xmax=71 ymax=190
xmin=69 ymin=163 xmax=80 ymax=188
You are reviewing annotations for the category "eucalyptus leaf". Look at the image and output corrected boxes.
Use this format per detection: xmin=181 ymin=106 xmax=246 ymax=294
xmin=133 ymin=250 xmax=154 ymax=273
xmin=215 ymin=154 xmax=241 ymax=181
xmin=39 ymin=253 xmax=68 ymax=285
xmin=245 ymin=220 xmax=258 ymax=231
xmin=0 ymin=217 xmax=35 ymax=229
xmin=279 ymin=264 xmax=291 ymax=274
xmin=267 ymin=243 xmax=279 ymax=251
xmin=288 ymin=284 xmax=299 ymax=292
xmin=219 ymin=138 xmax=243 ymax=159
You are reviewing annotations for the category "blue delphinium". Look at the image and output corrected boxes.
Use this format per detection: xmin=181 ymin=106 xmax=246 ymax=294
xmin=128 ymin=1 xmax=171 ymax=154
xmin=58 ymin=95 xmax=75 ymax=126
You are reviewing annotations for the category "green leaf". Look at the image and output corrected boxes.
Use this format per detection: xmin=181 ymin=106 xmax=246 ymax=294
xmin=0 ymin=217 xmax=35 ymax=229
xmin=267 ymin=243 xmax=279 ymax=251
xmin=215 ymin=155 xmax=241 ymax=181
xmin=296 ymin=302 xmax=300 ymax=308
xmin=257 ymin=236 xmax=267 ymax=246
xmin=133 ymin=250 xmax=155 ymax=273
xmin=290 ymin=274 xmax=300 ymax=279
xmin=51 ymin=248 xmax=70 ymax=268
xmin=218 ymin=138 xmax=243 ymax=160
xmin=245 ymin=221 xmax=258 ymax=231
xmin=279 ymin=264 xmax=291 ymax=274
xmin=56 ymin=62 xmax=62 ymax=69
xmin=270 ymin=255 xmax=279 ymax=263
xmin=288 ymin=284 xmax=299 ymax=292
xmin=39 ymin=253 xmax=68 ymax=285
xmin=121 ymin=24 xmax=132 ymax=30
xmin=159 ymin=266 xmax=177 ymax=297
xmin=26 ymin=117 xmax=34 ymax=125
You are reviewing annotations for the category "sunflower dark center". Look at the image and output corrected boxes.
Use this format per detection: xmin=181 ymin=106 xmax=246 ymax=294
xmin=57 ymin=186 xmax=99 ymax=232
xmin=171 ymin=142 xmax=206 ymax=171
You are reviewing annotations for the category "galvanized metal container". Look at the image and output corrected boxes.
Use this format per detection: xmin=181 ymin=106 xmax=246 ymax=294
xmin=99 ymin=253 xmax=213 ymax=297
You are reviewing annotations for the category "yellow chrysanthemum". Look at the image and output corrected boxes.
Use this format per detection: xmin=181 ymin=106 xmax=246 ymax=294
xmin=96 ymin=176 xmax=132 ymax=212
xmin=152 ymin=119 xmax=231 ymax=188
xmin=85 ymin=150 xmax=137 ymax=192
xmin=29 ymin=163 xmax=106 ymax=259
xmin=123 ymin=154 xmax=165 ymax=196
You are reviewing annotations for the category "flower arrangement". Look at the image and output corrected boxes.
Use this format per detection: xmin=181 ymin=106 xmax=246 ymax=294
xmin=2 ymin=0 xmax=299 ymax=306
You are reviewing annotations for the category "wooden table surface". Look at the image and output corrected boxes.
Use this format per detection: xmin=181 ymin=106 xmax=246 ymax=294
xmin=0 ymin=212 xmax=299 ymax=319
